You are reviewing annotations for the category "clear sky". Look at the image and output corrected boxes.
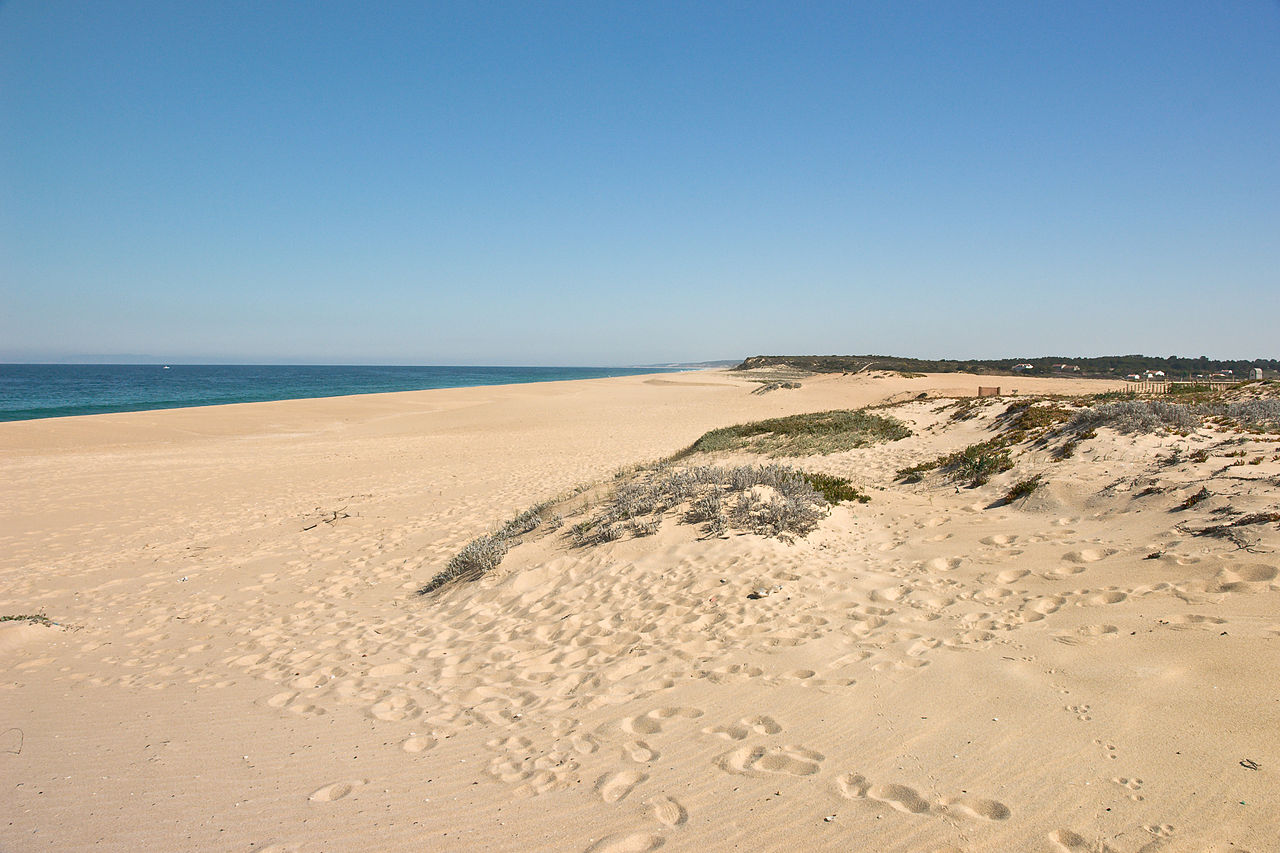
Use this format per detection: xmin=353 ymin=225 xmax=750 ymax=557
xmin=2 ymin=2 xmax=1277 ymax=365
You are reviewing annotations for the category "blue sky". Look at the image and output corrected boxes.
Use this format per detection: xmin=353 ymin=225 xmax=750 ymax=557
xmin=2 ymin=2 xmax=1277 ymax=365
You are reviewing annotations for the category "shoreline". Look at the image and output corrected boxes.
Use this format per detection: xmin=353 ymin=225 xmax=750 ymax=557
xmin=0 ymin=364 xmax=686 ymax=425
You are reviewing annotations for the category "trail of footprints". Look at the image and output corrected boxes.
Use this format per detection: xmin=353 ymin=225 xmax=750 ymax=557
xmin=32 ymin=516 xmax=1243 ymax=845
xmin=834 ymin=771 xmax=1011 ymax=822
xmin=192 ymin=530 xmax=1255 ymax=757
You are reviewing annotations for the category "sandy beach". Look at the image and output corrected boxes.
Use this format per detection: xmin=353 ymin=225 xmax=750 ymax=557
xmin=2 ymin=369 xmax=1277 ymax=852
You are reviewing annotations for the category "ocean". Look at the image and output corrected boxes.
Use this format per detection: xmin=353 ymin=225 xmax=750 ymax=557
xmin=0 ymin=364 xmax=678 ymax=422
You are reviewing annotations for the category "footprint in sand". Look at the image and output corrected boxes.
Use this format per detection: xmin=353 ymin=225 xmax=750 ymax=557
xmin=1219 ymin=564 xmax=1277 ymax=590
xmin=367 ymin=662 xmax=414 ymax=677
xmin=646 ymin=795 xmax=688 ymax=827
xmin=622 ymin=707 xmax=703 ymax=735
xmin=936 ymin=796 xmax=1012 ymax=821
xmin=401 ymin=735 xmax=436 ymax=753
xmin=624 ymin=740 xmax=659 ymax=762
xmin=1032 ymin=597 xmax=1065 ymax=615
xmin=572 ymin=733 xmax=600 ymax=755
xmin=868 ymin=783 xmax=932 ymax=814
xmin=308 ymin=779 xmax=367 ymax=802
xmin=584 ymin=833 xmax=665 ymax=853
xmin=1053 ymin=625 xmax=1118 ymax=645
xmin=836 ymin=774 xmax=929 ymax=813
xmin=1048 ymin=828 xmax=1115 ymax=853
xmin=716 ymin=744 xmax=823 ymax=777
xmin=1049 ymin=564 xmax=1088 ymax=578
xmin=370 ymin=694 xmax=420 ymax=721
xmin=836 ymin=773 xmax=1009 ymax=821
xmin=596 ymin=770 xmax=648 ymax=803
xmin=1063 ymin=548 xmax=1114 ymax=564
xmin=703 ymin=715 xmax=783 ymax=740
xmin=1162 ymin=613 xmax=1226 ymax=630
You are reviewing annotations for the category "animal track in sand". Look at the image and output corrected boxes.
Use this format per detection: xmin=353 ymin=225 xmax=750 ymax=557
xmin=308 ymin=779 xmax=367 ymax=802
xmin=716 ymin=744 xmax=824 ymax=777
xmin=703 ymin=715 xmax=783 ymax=740
xmin=621 ymin=706 xmax=703 ymax=735
xmin=1094 ymin=739 xmax=1118 ymax=760
xmin=1066 ymin=704 xmax=1092 ymax=722
xmin=596 ymin=770 xmax=648 ymax=803
xmin=1113 ymin=776 xmax=1144 ymax=801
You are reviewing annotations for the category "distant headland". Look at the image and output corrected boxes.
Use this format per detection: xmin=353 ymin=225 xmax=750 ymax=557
xmin=735 ymin=354 xmax=1278 ymax=380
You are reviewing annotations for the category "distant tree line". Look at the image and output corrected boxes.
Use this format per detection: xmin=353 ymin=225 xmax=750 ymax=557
xmin=735 ymin=354 xmax=1279 ymax=380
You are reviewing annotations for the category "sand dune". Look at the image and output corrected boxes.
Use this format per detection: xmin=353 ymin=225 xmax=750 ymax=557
xmin=2 ymin=370 xmax=1277 ymax=851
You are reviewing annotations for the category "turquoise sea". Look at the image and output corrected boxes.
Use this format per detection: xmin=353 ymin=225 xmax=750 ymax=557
xmin=0 ymin=364 xmax=677 ymax=422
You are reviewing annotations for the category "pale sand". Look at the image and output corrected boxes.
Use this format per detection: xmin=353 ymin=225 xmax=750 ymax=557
xmin=2 ymin=370 xmax=1277 ymax=852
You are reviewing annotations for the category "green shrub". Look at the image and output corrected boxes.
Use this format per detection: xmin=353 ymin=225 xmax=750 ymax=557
xmin=943 ymin=440 xmax=1014 ymax=487
xmin=1003 ymin=475 xmax=1043 ymax=503
xmin=896 ymin=460 xmax=939 ymax=482
xmin=680 ymin=409 xmax=911 ymax=457
xmin=419 ymin=501 xmax=553 ymax=594
xmin=0 ymin=613 xmax=55 ymax=627
xmin=801 ymin=472 xmax=870 ymax=504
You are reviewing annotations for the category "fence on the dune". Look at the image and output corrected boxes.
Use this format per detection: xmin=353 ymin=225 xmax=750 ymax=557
xmin=1124 ymin=381 xmax=1236 ymax=395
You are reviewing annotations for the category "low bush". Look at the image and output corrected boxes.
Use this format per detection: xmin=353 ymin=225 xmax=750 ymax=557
xmin=679 ymin=409 xmax=911 ymax=457
xmin=944 ymin=440 xmax=1014 ymax=487
xmin=1178 ymin=487 xmax=1211 ymax=510
xmin=801 ymin=472 xmax=871 ymax=504
xmin=1003 ymin=475 xmax=1043 ymax=503
xmin=577 ymin=462 xmax=838 ymax=544
xmin=418 ymin=533 xmax=510 ymax=594
xmin=419 ymin=500 xmax=554 ymax=594
xmin=1069 ymin=400 xmax=1199 ymax=434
